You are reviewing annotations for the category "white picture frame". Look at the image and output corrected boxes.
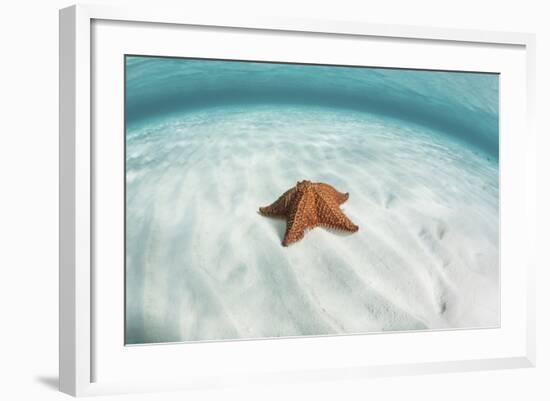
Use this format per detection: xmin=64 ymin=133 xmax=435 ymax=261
xmin=59 ymin=3 xmax=536 ymax=397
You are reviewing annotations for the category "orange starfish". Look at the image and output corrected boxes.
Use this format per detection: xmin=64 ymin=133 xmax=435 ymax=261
xmin=259 ymin=180 xmax=359 ymax=246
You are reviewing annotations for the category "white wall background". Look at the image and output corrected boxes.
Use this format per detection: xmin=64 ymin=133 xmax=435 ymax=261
xmin=0 ymin=0 xmax=547 ymax=399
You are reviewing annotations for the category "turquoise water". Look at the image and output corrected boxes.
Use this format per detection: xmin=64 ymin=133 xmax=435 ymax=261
xmin=125 ymin=56 xmax=499 ymax=345
xmin=126 ymin=56 xmax=499 ymax=158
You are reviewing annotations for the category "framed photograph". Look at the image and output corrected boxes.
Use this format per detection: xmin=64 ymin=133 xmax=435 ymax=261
xmin=59 ymin=4 xmax=536 ymax=396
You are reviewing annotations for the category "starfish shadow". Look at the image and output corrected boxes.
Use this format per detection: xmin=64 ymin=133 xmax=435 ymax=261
xmin=257 ymin=212 xmax=287 ymax=241
xmin=321 ymin=225 xmax=360 ymax=238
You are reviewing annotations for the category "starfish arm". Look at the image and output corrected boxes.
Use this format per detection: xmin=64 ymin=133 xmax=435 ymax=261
xmin=259 ymin=187 xmax=296 ymax=217
xmin=314 ymin=192 xmax=359 ymax=232
xmin=314 ymin=182 xmax=349 ymax=205
xmin=282 ymin=190 xmax=317 ymax=246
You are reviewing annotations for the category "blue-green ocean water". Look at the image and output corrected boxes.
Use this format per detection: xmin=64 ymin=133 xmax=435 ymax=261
xmin=125 ymin=56 xmax=499 ymax=345
xmin=126 ymin=57 xmax=498 ymax=158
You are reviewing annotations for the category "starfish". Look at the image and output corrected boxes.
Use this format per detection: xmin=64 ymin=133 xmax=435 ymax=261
xmin=259 ymin=180 xmax=359 ymax=246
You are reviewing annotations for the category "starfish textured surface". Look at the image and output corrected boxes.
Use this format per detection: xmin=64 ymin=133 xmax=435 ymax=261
xmin=259 ymin=180 xmax=359 ymax=246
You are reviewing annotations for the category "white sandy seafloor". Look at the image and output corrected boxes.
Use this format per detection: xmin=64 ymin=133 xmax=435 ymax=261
xmin=125 ymin=105 xmax=499 ymax=344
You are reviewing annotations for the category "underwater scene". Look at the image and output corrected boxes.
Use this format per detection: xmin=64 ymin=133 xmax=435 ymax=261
xmin=125 ymin=56 xmax=499 ymax=345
